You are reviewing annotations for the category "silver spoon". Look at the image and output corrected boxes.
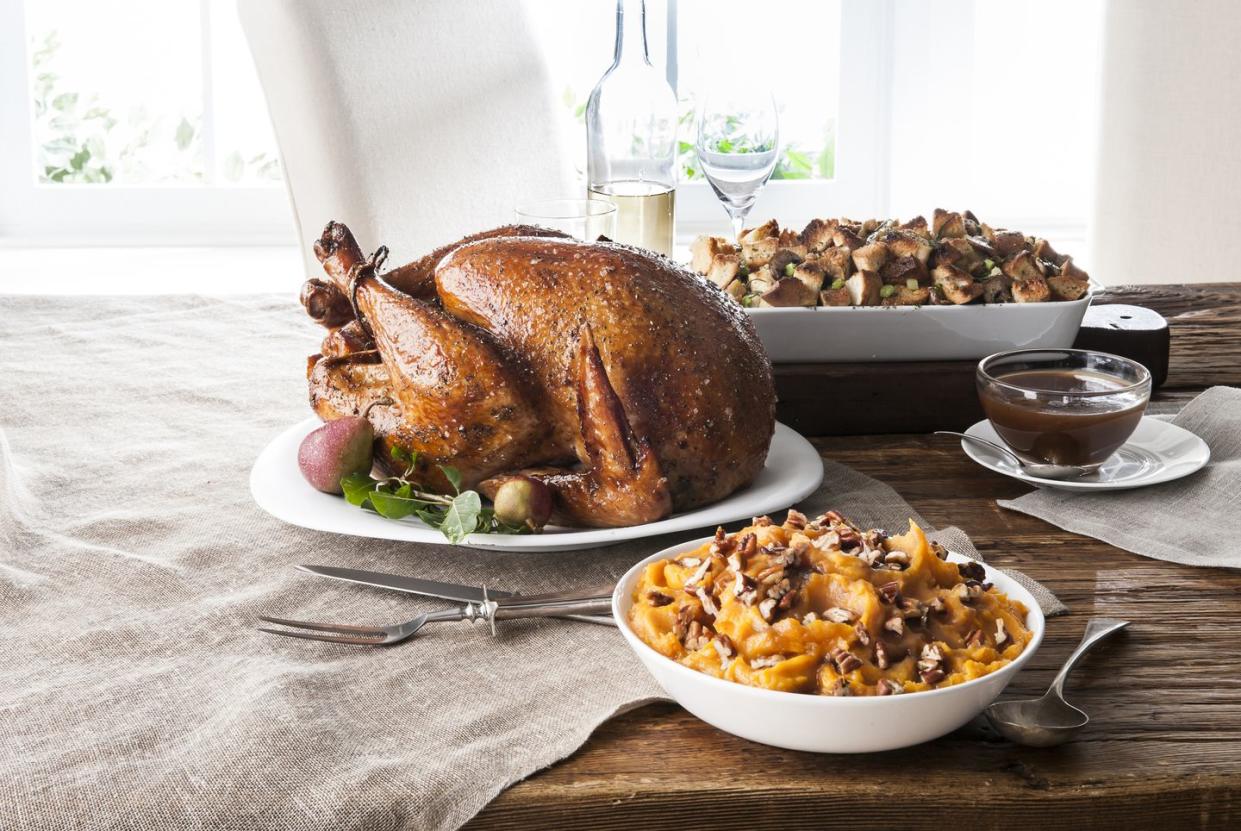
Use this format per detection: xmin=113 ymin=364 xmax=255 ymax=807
xmin=934 ymin=431 xmax=1094 ymax=480
xmin=984 ymin=618 xmax=1130 ymax=747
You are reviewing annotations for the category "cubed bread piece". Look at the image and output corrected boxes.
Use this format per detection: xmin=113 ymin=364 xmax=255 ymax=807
xmin=1012 ymin=275 xmax=1051 ymax=303
xmin=852 ymin=242 xmax=889 ymax=273
xmin=937 ymin=237 xmax=983 ymax=275
xmin=1001 ymin=250 xmax=1045 ymax=282
xmin=801 ymin=218 xmax=838 ymax=252
xmin=816 ymin=247 xmax=854 ymax=282
xmin=690 ymin=235 xmax=734 ymax=274
xmin=900 ymin=215 xmax=931 ymax=239
xmin=758 ymin=277 xmax=817 ymax=307
xmin=1047 ymin=275 xmax=1090 ymax=301
xmin=704 ymin=253 xmax=741 ymax=289
xmin=982 ymin=274 xmax=1013 ymax=304
xmin=832 ymin=226 xmax=866 ymax=251
xmin=723 ymin=279 xmax=747 ymax=303
xmin=883 ymin=286 xmax=931 ymax=306
xmin=845 ymin=270 xmax=882 ymax=306
xmin=877 ymin=229 xmax=934 ymax=264
xmin=1032 ymin=238 xmax=1065 ymax=267
xmin=739 ymin=218 xmax=779 ymax=244
xmin=932 ymin=263 xmax=984 ymax=304
xmin=777 ymin=229 xmax=808 ymax=258
xmin=932 ymin=209 xmax=967 ymax=239
xmin=819 ymin=286 xmax=851 ymax=306
xmin=990 ymin=230 xmax=1027 ymax=258
xmin=747 ymin=265 xmax=776 ymax=295
xmin=741 ymin=236 xmax=780 ymax=268
xmin=792 ymin=262 xmax=825 ymax=295
xmin=1059 ymin=256 xmax=1089 ymax=281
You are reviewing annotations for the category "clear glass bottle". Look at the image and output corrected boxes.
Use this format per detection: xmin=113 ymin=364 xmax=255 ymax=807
xmin=585 ymin=0 xmax=677 ymax=256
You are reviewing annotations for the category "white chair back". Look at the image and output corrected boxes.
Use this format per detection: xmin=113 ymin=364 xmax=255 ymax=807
xmin=238 ymin=0 xmax=576 ymax=275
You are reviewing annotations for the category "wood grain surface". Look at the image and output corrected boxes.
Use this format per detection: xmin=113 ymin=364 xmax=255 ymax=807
xmin=466 ymin=284 xmax=1241 ymax=831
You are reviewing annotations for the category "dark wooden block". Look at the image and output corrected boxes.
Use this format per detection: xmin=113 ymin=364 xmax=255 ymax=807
xmin=1072 ymin=304 xmax=1170 ymax=389
xmin=773 ymin=304 xmax=1169 ymax=435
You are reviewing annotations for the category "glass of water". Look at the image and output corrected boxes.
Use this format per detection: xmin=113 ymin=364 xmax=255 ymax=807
xmin=695 ymin=89 xmax=780 ymax=242
xmin=514 ymin=198 xmax=618 ymax=241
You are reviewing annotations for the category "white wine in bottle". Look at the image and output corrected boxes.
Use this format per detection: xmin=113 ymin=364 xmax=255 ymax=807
xmin=589 ymin=180 xmax=675 ymax=256
xmin=585 ymin=0 xmax=678 ymax=257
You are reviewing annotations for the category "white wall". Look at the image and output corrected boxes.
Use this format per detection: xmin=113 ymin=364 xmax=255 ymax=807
xmin=1091 ymin=0 xmax=1241 ymax=285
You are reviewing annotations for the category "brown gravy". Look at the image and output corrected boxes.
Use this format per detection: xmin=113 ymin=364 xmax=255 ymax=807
xmin=981 ymin=369 xmax=1146 ymax=466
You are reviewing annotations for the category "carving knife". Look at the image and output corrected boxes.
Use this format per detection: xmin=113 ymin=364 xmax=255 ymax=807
xmin=296 ymin=564 xmax=616 ymax=626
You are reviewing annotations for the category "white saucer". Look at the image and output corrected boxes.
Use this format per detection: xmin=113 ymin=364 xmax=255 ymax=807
xmin=961 ymin=417 xmax=1210 ymax=492
xmin=251 ymin=418 xmax=824 ymax=551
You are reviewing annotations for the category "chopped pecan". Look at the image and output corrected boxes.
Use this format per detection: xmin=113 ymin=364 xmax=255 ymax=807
xmin=677 ymin=556 xmax=702 ymax=568
xmin=831 ymin=647 xmax=863 ymax=674
xmin=684 ymin=556 xmax=713 ymax=590
xmin=647 ymin=590 xmax=675 ymax=607
xmin=828 ymin=677 xmax=852 ymax=697
xmin=837 ymin=528 xmax=862 ymax=552
xmin=824 ymin=607 xmax=856 ymax=624
xmin=732 ymin=571 xmax=758 ymax=605
xmin=713 ymin=635 xmax=735 ymax=661
xmin=738 ymin=532 xmax=759 ymax=559
xmin=802 ymin=612 xmax=819 ymax=625
xmin=752 ymin=515 xmax=773 ymax=527
xmin=863 ymin=528 xmax=888 ymax=550
xmin=883 ymin=616 xmax=904 ymax=636
xmin=926 ymin=596 xmax=946 ymax=615
xmin=877 ymin=679 xmax=903 ymax=696
xmin=758 ymin=596 xmax=778 ymax=621
xmin=898 ymin=597 xmax=925 ymax=620
xmin=954 ymin=581 xmax=983 ymax=605
xmin=917 ymin=642 xmax=947 ymax=684
xmin=777 ymin=586 xmax=800 ymax=610
xmin=755 ymin=564 xmax=784 ymax=585
xmin=957 ymin=560 xmax=986 ymax=583
xmin=964 ymin=627 xmax=985 ymax=648
xmin=811 ymin=531 xmax=841 ymax=552
xmin=877 ymin=582 xmax=900 ymax=604
xmin=874 ymin=640 xmax=890 ymax=669
xmin=695 ymin=587 xmax=719 ymax=618
xmin=994 ymin=618 xmax=1008 ymax=646
xmin=784 ymin=509 xmax=808 ymax=530
xmin=930 ymin=541 xmax=950 ymax=561
xmin=853 ymin=621 xmax=871 ymax=646
xmin=673 ymin=605 xmax=695 ymax=641
xmin=819 ymin=510 xmax=847 ymax=526
xmin=684 ymin=620 xmax=710 ymax=651
xmin=883 ymin=550 xmax=910 ymax=569
xmin=750 ymin=654 xmax=785 ymax=669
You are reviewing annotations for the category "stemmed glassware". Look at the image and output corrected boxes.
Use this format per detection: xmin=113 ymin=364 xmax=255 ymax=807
xmin=695 ymin=89 xmax=780 ymax=242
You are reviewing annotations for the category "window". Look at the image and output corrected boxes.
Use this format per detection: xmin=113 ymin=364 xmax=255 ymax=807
xmin=0 ymin=0 xmax=293 ymax=244
xmin=0 ymin=1 xmax=1101 ymax=248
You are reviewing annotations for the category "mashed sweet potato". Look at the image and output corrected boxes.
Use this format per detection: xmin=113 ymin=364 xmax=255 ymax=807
xmin=628 ymin=510 xmax=1031 ymax=696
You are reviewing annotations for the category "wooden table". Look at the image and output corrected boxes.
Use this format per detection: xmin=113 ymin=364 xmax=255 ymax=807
xmin=468 ymin=285 xmax=1241 ymax=831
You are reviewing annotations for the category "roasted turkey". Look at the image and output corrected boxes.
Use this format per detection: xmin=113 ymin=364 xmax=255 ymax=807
xmin=301 ymin=221 xmax=776 ymax=528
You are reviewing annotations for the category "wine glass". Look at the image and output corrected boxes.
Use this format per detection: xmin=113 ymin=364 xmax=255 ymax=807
xmin=695 ymin=89 xmax=780 ymax=242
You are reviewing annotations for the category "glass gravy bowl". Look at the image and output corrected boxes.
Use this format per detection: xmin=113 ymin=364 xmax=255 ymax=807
xmin=976 ymin=349 xmax=1152 ymax=472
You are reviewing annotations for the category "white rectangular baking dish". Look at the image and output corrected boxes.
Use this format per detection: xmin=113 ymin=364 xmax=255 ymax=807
xmin=746 ymin=287 xmax=1095 ymax=363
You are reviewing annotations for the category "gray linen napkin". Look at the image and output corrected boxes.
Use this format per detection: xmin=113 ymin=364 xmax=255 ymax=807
xmin=0 ymin=295 xmax=1062 ymax=831
xmin=999 ymin=386 xmax=1240 ymax=567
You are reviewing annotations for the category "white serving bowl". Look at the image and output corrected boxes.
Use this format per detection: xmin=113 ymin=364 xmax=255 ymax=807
xmin=612 ymin=538 xmax=1046 ymax=753
xmin=746 ymin=288 xmax=1094 ymax=363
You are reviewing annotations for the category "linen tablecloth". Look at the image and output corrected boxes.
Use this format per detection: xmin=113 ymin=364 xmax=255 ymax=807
xmin=0 ymin=295 xmax=1060 ymax=831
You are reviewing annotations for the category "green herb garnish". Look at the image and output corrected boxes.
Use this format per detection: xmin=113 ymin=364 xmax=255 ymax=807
xmin=906 ymin=277 xmax=920 ymax=290
xmin=340 ymin=459 xmax=529 ymax=544
xmin=879 ymin=284 xmax=897 ymax=299
xmin=830 ymin=277 xmax=846 ymax=290
xmin=784 ymin=262 xmax=796 ymax=277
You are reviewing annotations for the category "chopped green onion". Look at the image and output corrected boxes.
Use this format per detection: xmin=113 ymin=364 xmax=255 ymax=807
xmin=784 ymin=262 xmax=796 ymax=277
xmin=989 ymin=266 xmax=1003 ymax=278
xmin=879 ymin=284 xmax=897 ymax=299
xmin=906 ymin=278 xmax=920 ymax=290
xmin=831 ymin=277 xmax=846 ymax=290
xmin=983 ymin=258 xmax=996 ymax=270
xmin=739 ymin=262 xmax=749 ymax=276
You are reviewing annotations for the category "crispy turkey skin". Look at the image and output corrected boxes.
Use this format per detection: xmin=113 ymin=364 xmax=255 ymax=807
xmin=303 ymin=222 xmax=776 ymax=528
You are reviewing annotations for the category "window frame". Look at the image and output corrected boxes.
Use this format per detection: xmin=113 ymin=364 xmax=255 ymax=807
xmin=0 ymin=0 xmax=891 ymax=246
xmin=0 ymin=0 xmax=294 ymax=246
xmin=674 ymin=0 xmax=894 ymax=236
